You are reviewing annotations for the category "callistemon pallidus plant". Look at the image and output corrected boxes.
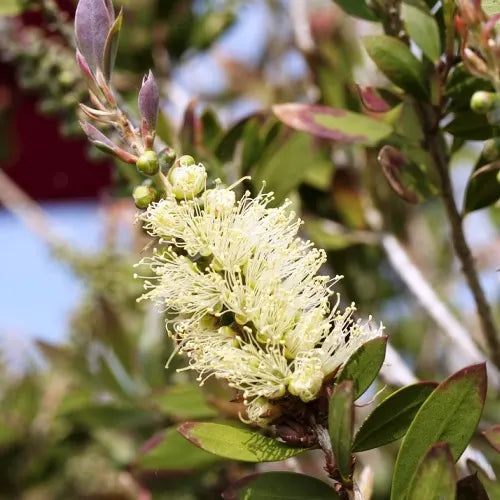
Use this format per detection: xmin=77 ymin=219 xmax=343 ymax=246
xmin=74 ymin=0 xmax=382 ymax=434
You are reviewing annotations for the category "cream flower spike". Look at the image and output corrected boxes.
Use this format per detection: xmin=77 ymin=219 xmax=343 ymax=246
xmin=135 ymin=162 xmax=383 ymax=426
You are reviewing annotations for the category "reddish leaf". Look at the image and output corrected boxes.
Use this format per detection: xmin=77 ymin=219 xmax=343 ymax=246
xmin=482 ymin=425 xmax=500 ymax=452
xmin=357 ymin=85 xmax=392 ymax=113
xmin=272 ymin=104 xmax=392 ymax=145
xmin=378 ymin=145 xmax=419 ymax=203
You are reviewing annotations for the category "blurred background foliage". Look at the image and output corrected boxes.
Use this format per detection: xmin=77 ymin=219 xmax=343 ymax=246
xmin=0 ymin=0 xmax=499 ymax=498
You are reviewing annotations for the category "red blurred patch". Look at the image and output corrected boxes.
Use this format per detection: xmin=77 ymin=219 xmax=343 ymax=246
xmin=0 ymin=0 xmax=113 ymax=202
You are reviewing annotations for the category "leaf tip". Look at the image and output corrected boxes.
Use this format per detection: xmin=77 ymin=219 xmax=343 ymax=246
xmin=177 ymin=422 xmax=201 ymax=448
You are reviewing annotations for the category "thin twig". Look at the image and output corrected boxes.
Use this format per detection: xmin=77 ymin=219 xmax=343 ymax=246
xmin=364 ymin=202 xmax=500 ymax=388
xmin=381 ymin=0 xmax=500 ymax=373
xmin=416 ymin=102 xmax=500 ymax=369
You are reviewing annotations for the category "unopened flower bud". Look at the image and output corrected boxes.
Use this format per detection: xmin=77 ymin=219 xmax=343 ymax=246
xmin=245 ymin=397 xmax=281 ymax=426
xmin=169 ymin=162 xmax=207 ymax=200
xmin=136 ymin=150 xmax=159 ymax=176
xmin=471 ymin=91 xmax=496 ymax=114
xmin=138 ymin=70 xmax=159 ymax=129
xmin=218 ymin=326 xmax=239 ymax=347
xmin=482 ymin=138 xmax=500 ymax=161
xmin=288 ymin=352 xmax=324 ymax=402
xmin=133 ymin=185 xmax=157 ymax=209
xmin=158 ymin=147 xmax=177 ymax=172
xmin=177 ymin=155 xmax=196 ymax=167
xmin=205 ymin=188 xmax=236 ymax=216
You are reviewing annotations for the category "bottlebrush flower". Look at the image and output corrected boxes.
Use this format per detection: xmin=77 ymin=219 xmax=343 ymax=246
xmin=135 ymin=163 xmax=382 ymax=425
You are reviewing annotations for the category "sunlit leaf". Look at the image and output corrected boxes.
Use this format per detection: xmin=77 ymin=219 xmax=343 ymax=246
xmin=136 ymin=428 xmax=220 ymax=470
xmin=353 ymin=382 xmax=438 ymax=452
xmin=407 ymin=443 xmax=457 ymax=500
xmin=178 ymin=422 xmax=308 ymax=463
xmin=363 ymin=35 xmax=428 ymax=99
xmin=337 ymin=336 xmax=388 ymax=399
xmin=150 ymin=384 xmax=217 ymax=420
xmin=391 ymin=364 xmax=487 ymax=500
xmin=402 ymin=3 xmax=441 ymax=62
xmin=273 ymin=104 xmax=393 ymax=145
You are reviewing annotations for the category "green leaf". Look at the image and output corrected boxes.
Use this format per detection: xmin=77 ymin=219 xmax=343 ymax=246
xmin=444 ymin=112 xmax=493 ymax=140
xmin=463 ymin=162 xmax=500 ymax=214
xmin=223 ymin=472 xmax=341 ymax=499
xmin=337 ymin=336 xmax=388 ymax=399
xmin=303 ymin=218 xmax=372 ymax=251
xmin=0 ymin=0 xmax=22 ymax=15
xmin=477 ymin=468 xmax=500 ymax=499
xmin=61 ymin=404 xmax=157 ymax=429
xmin=353 ymin=382 xmax=438 ymax=452
xmin=136 ymin=428 xmax=220 ymax=470
xmin=149 ymin=384 xmax=218 ymax=420
xmin=328 ymin=380 xmax=354 ymax=481
xmin=201 ymin=108 xmax=223 ymax=150
xmin=241 ymin=118 xmax=264 ymax=172
xmin=483 ymin=1 xmax=500 ymax=16
xmin=177 ymin=422 xmax=308 ymax=463
xmin=215 ymin=114 xmax=262 ymax=162
xmin=253 ymin=132 xmax=330 ymax=204
xmin=407 ymin=443 xmax=456 ymax=500
xmin=272 ymin=104 xmax=393 ymax=146
xmin=391 ymin=364 xmax=487 ymax=500
xmin=331 ymin=0 xmax=377 ymax=21
xmin=402 ymin=3 xmax=441 ymax=62
xmin=482 ymin=424 xmax=500 ymax=452
xmin=363 ymin=35 xmax=428 ymax=99
xmin=446 ymin=64 xmax=494 ymax=112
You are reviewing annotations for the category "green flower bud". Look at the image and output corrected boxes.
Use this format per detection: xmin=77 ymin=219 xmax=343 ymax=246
xmin=470 ymin=91 xmax=496 ymax=114
xmin=482 ymin=138 xmax=500 ymax=162
xmin=169 ymin=161 xmax=207 ymax=200
xmin=177 ymin=155 xmax=195 ymax=167
xmin=133 ymin=185 xmax=157 ymax=209
xmin=158 ymin=147 xmax=177 ymax=172
xmin=136 ymin=150 xmax=159 ymax=176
